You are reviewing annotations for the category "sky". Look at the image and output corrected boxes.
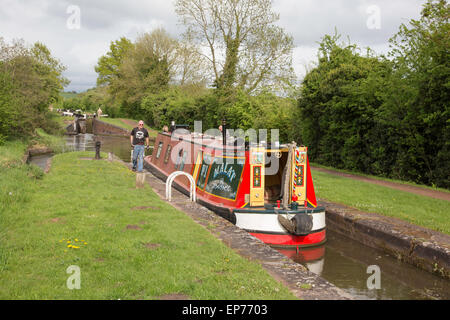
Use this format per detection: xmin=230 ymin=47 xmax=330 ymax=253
xmin=0 ymin=0 xmax=425 ymax=92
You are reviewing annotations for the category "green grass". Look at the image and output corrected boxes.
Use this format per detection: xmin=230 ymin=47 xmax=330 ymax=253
xmin=33 ymin=128 xmax=66 ymax=153
xmin=60 ymin=92 xmax=78 ymax=99
xmin=99 ymin=118 xmax=158 ymax=138
xmin=312 ymin=169 xmax=450 ymax=234
xmin=0 ymin=150 xmax=296 ymax=299
xmin=52 ymin=114 xmax=75 ymax=128
xmin=99 ymin=117 xmax=134 ymax=130
xmin=0 ymin=140 xmax=28 ymax=166
xmin=310 ymin=162 xmax=450 ymax=194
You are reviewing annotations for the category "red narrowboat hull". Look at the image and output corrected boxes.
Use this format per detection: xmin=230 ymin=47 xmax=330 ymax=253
xmin=249 ymin=229 xmax=326 ymax=248
xmin=144 ymin=131 xmax=326 ymax=248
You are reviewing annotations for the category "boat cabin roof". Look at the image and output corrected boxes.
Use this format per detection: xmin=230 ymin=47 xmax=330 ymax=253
xmin=162 ymin=129 xmax=290 ymax=152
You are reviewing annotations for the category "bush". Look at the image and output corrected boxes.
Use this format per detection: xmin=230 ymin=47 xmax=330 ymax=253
xmin=0 ymin=38 xmax=67 ymax=142
xmin=297 ymin=0 xmax=449 ymax=189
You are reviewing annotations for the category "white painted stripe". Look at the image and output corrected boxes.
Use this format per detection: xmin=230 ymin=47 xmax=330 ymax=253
xmin=235 ymin=210 xmax=326 ymax=234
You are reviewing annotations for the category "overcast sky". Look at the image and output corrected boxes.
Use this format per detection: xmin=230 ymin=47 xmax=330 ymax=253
xmin=0 ymin=0 xmax=425 ymax=92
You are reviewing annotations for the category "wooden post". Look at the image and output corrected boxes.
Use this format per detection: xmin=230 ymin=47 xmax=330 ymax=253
xmin=95 ymin=141 xmax=101 ymax=160
xmin=222 ymin=118 xmax=227 ymax=146
xmin=136 ymin=172 xmax=146 ymax=189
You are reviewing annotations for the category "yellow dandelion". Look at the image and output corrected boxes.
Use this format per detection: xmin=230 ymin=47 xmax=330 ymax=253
xmin=75 ymin=238 xmax=79 ymax=242
xmin=72 ymin=246 xmax=80 ymax=249
xmin=67 ymin=241 xmax=71 ymax=244
xmin=84 ymin=242 xmax=87 ymax=245
xmin=67 ymin=244 xmax=72 ymax=248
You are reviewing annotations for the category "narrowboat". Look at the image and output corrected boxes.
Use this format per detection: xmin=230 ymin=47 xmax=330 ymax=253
xmin=144 ymin=125 xmax=326 ymax=249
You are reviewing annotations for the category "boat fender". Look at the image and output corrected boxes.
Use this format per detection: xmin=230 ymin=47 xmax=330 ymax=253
xmin=277 ymin=214 xmax=296 ymax=234
xmin=292 ymin=213 xmax=313 ymax=236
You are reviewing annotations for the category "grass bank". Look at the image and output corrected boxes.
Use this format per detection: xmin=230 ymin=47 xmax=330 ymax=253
xmin=312 ymin=169 xmax=450 ymax=235
xmin=99 ymin=118 xmax=158 ymax=138
xmin=31 ymin=128 xmax=66 ymax=153
xmin=311 ymin=162 xmax=450 ymax=194
xmin=0 ymin=149 xmax=295 ymax=299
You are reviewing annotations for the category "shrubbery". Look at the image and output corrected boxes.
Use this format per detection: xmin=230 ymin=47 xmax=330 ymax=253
xmin=0 ymin=38 xmax=68 ymax=143
xmin=298 ymin=0 xmax=449 ymax=188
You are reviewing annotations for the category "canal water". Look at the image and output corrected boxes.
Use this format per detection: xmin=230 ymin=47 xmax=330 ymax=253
xmin=29 ymin=133 xmax=449 ymax=300
xmin=277 ymin=230 xmax=449 ymax=300
xmin=61 ymin=133 xmax=153 ymax=161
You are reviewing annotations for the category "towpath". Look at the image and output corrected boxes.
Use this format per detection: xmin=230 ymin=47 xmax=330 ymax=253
xmin=311 ymin=166 xmax=450 ymax=202
xmin=120 ymin=119 xmax=138 ymax=128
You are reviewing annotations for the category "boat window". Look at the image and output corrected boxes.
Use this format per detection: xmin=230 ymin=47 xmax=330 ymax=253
xmin=175 ymin=149 xmax=182 ymax=170
xmin=204 ymin=156 xmax=245 ymax=201
xmin=179 ymin=151 xmax=188 ymax=171
xmin=197 ymin=153 xmax=211 ymax=190
xmin=175 ymin=149 xmax=188 ymax=171
xmin=164 ymin=145 xmax=172 ymax=164
xmin=156 ymin=142 xmax=163 ymax=159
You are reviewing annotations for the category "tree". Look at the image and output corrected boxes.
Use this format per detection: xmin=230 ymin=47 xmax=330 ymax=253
xmin=175 ymin=0 xmax=295 ymax=94
xmin=386 ymin=0 xmax=449 ymax=187
xmin=297 ymin=0 xmax=449 ymax=188
xmin=0 ymin=67 xmax=19 ymax=143
xmin=30 ymin=42 xmax=69 ymax=110
xmin=112 ymin=29 xmax=177 ymax=118
xmin=298 ymin=33 xmax=392 ymax=173
xmin=175 ymin=37 xmax=209 ymax=86
xmin=0 ymin=38 xmax=68 ymax=141
xmin=95 ymin=37 xmax=133 ymax=87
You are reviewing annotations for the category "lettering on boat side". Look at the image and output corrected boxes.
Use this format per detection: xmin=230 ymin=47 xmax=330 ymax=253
xmin=181 ymin=304 xmax=268 ymax=317
xmin=212 ymin=163 xmax=238 ymax=182
xmin=205 ymin=159 xmax=244 ymax=200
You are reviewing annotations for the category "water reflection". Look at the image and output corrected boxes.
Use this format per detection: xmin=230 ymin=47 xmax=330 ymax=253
xmin=27 ymin=154 xmax=53 ymax=170
xmin=277 ymin=246 xmax=325 ymax=276
xmin=63 ymin=133 xmax=153 ymax=162
xmin=276 ymin=230 xmax=450 ymax=300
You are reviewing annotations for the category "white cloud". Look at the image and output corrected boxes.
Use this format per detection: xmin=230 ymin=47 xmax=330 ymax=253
xmin=292 ymin=45 xmax=319 ymax=81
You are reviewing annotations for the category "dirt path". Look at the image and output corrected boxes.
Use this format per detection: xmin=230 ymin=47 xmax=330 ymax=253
xmin=311 ymin=166 xmax=450 ymax=202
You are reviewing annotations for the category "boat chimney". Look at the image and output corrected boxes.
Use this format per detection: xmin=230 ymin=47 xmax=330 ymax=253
xmin=222 ymin=118 xmax=227 ymax=146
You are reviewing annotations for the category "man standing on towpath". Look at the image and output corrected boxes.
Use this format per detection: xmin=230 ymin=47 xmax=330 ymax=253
xmin=130 ymin=120 xmax=150 ymax=172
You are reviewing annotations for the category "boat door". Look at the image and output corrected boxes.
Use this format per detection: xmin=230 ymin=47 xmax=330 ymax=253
xmin=249 ymin=147 xmax=265 ymax=207
xmin=291 ymin=146 xmax=308 ymax=204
